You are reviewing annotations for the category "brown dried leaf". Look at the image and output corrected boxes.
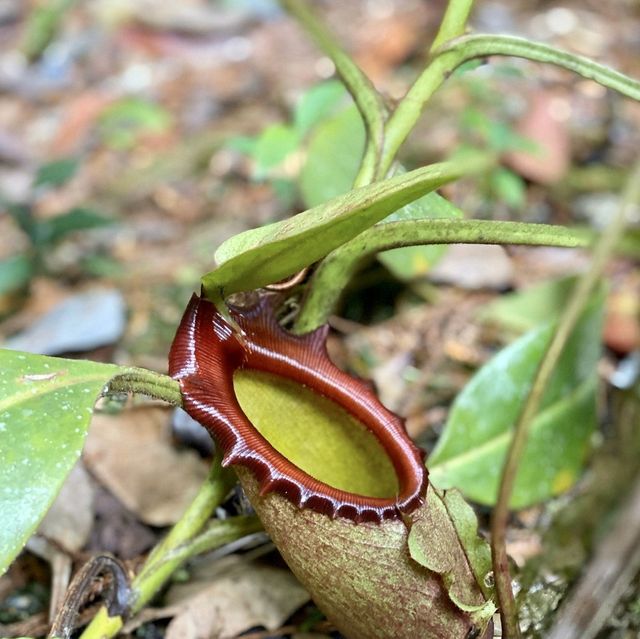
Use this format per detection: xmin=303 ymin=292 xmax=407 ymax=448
xmin=37 ymin=461 xmax=95 ymax=551
xmin=84 ymin=406 xmax=209 ymax=526
xmin=164 ymin=557 xmax=309 ymax=639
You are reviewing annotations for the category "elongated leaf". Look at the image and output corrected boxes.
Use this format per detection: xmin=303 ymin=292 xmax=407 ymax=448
xmin=203 ymin=154 xmax=490 ymax=300
xmin=479 ymin=275 xmax=578 ymax=334
xmin=429 ymin=292 xmax=604 ymax=508
xmin=38 ymin=207 xmax=113 ymax=246
xmin=0 ymin=350 xmax=120 ymax=575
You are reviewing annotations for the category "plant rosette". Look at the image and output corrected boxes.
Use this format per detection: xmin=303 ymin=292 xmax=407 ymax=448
xmin=169 ymin=294 xmax=495 ymax=639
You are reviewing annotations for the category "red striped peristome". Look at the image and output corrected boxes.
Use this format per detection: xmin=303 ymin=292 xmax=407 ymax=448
xmin=168 ymin=293 xmax=428 ymax=524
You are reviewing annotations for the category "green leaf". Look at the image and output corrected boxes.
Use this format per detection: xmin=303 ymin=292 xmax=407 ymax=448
xmin=37 ymin=207 xmax=113 ymax=245
xmin=408 ymin=486 xmax=495 ymax=623
xmin=429 ymin=291 xmax=604 ymax=508
xmin=204 ymin=154 xmax=491 ymax=300
xmin=294 ymin=80 xmax=346 ymax=136
xmin=0 ymin=350 xmax=120 ymax=575
xmin=7 ymin=203 xmax=36 ymax=242
xmin=99 ymin=98 xmax=172 ymax=150
xmin=226 ymin=135 xmax=258 ymax=156
xmin=480 ymin=275 xmax=579 ymax=334
xmin=34 ymin=157 xmax=79 ymax=189
xmin=299 ymin=105 xmax=365 ymax=208
xmin=21 ymin=0 xmax=77 ymax=61
xmin=279 ymin=0 xmax=386 ymax=183
xmin=299 ymin=104 xmax=462 ymax=280
xmin=490 ymin=167 xmax=526 ymax=208
xmin=0 ymin=255 xmax=34 ymax=297
xmin=252 ymin=124 xmax=300 ymax=178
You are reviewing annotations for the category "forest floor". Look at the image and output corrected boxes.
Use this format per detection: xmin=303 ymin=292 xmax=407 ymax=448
xmin=1 ymin=1 xmax=640 ymax=637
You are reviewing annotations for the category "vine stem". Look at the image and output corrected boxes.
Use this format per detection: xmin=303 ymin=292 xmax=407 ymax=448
xmin=278 ymin=0 xmax=386 ymax=185
xmin=381 ymin=33 xmax=640 ymax=177
xmin=294 ymin=219 xmax=596 ymax=334
xmin=489 ymin=160 xmax=640 ymax=638
xmin=77 ymin=453 xmax=254 ymax=639
xmin=429 ymin=0 xmax=475 ymax=55
xmin=106 ymin=368 xmax=183 ymax=406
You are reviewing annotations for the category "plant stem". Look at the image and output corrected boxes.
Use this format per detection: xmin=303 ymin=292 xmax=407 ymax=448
xmin=489 ymin=160 xmax=640 ymax=638
xmin=78 ymin=453 xmax=241 ymax=639
xmin=106 ymin=368 xmax=183 ymax=407
xmin=294 ymin=219 xmax=594 ymax=334
xmin=278 ymin=0 xmax=386 ymax=185
xmin=382 ymin=34 xmax=640 ymax=176
xmin=429 ymin=0 xmax=475 ymax=53
xmin=162 ymin=516 xmax=264 ymax=564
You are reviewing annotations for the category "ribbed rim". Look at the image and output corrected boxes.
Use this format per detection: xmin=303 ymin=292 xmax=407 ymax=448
xmin=169 ymin=294 xmax=428 ymax=524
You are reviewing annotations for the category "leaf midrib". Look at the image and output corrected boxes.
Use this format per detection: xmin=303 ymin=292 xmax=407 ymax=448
xmin=0 ymin=372 xmax=114 ymax=414
xmin=428 ymin=374 xmax=595 ymax=480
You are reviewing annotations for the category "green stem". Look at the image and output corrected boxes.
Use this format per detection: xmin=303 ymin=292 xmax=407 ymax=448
xmin=79 ymin=453 xmax=238 ymax=639
xmin=279 ymin=0 xmax=386 ymax=185
xmin=382 ymin=33 xmax=640 ymax=176
xmin=429 ymin=0 xmax=475 ymax=53
xmin=105 ymin=368 xmax=183 ymax=407
xmin=295 ymin=219 xmax=594 ymax=334
xmin=163 ymin=515 xmax=264 ymax=564
xmin=489 ymin=160 xmax=640 ymax=638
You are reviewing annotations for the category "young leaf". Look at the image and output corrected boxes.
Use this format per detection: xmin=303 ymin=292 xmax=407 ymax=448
xmin=34 ymin=157 xmax=79 ymax=189
xmin=252 ymin=124 xmax=301 ymax=179
xmin=428 ymin=291 xmax=604 ymax=508
xmin=203 ymin=154 xmax=491 ymax=300
xmin=0 ymin=350 xmax=120 ymax=575
xmin=99 ymin=98 xmax=172 ymax=149
xmin=294 ymin=80 xmax=346 ymax=136
xmin=299 ymin=105 xmax=365 ymax=208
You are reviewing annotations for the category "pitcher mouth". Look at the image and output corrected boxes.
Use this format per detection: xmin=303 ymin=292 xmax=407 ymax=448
xmin=168 ymin=293 xmax=428 ymax=524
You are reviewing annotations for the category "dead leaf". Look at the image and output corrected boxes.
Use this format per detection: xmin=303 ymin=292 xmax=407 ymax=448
xmin=164 ymin=557 xmax=309 ymax=639
xmin=37 ymin=461 xmax=95 ymax=551
xmin=84 ymin=406 xmax=209 ymax=526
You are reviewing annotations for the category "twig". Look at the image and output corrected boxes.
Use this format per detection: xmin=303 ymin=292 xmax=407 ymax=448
xmin=490 ymin=160 xmax=640 ymax=638
xmin=48 ymin=555 xmax=130 ymax=639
